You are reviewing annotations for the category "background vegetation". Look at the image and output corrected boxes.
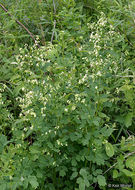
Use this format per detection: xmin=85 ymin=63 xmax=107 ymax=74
xmin=0 ymin=0 xmax=135 ymax=189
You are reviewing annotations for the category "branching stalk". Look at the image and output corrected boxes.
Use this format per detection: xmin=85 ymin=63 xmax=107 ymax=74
xmin=90 ymin=151 xmax=135 ymax=187
xmin=0 ymin=3 xmax=40 ymax=48
xmin=51 ymin=0 xmax=56 ymax=43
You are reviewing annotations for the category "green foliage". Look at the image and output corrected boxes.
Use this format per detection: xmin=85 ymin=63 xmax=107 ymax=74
xmin=0 ymin=0 xmax=135 ymax=189
xmin=105 ymin=141 xmax=114 ymax=158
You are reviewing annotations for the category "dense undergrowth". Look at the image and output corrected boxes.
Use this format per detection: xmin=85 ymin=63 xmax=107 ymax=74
xmin=0 ymin=0 xmax=135 ymax=189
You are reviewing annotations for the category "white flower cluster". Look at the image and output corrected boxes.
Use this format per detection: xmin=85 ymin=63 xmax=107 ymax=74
xmin=0 ymin=93 xmax=4 ymax=105
xmin=78 ymin=74 xmax=88 ymax=84
xmin=74 ymin=93 xmax=86 ymax=103
xmin=23 ymin=108 xmax=36 ymax=118
xmin=85 ymin=13 xmax=123 ymax=77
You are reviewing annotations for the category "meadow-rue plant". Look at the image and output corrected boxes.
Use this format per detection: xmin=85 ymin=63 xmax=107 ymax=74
xmin=0 ymin=0 xmax=135 ymax=189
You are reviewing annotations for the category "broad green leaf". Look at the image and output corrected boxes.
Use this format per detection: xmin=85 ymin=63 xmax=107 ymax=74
xmin=122 ymin=169 xmax=135 ymax=177
xmin=29 ymin=146 xmax=40 ymax=154
xmin=117 ymin=155 xmax=124 ymax=170
xmin=0 ymin=135 xmax=7 ymax=146
xmin=124 ymin=112 xmax=133 ymax=128
xmin=59 ymin=170 xmax=66 ymax=177
xmin=100 ymin=126 xmax=113 ymax=137
xmin=126 ymin=156 xmax=135 ymax=170
xmin=104 ymin=128 xmax=114 ymax=137
xmin=79 ymin=182 xmax=85 ymax=190
xmin=36 ymin=170 xmax=43 ymax=179
xmin=93 ymin=120 xmax=99 ymax=127
xmin=97 ymin=175 xmax=106 ymax=186
xmin=79 ymin=168 xmax=87 ymax=178
xmin=105 ymin=142 xmax=114 ymax=157
xmin=0 ymin=135 xmax=8 ymax=153
xmin=77 ymin=177 xmax=85 ymax=190
xmin=113 ymin=170 xmax=118 ymax=178
xmin=70 ymin=172 xmax=78 ymax=180
xmin=28 ymin=176 xmax=39 ymax=189
xmin=93 ymin=169 xmax=102 ymax=176
xmin=84 ymin=178 xmax=90 ymax=187
xmin=71 ymin=159 xmax=77 ymax=166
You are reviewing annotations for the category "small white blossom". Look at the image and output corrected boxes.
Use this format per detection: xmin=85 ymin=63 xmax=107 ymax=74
xmin=21 ymin=177 xmax=24 ymax=182
xmin=64 ymin=108 xmax=68 ymax=112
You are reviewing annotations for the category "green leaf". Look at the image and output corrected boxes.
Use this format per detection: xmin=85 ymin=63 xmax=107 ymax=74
xmin=84 ymin=178 xmax=90 ymax=187
xmin=13 ymin=84 xmax=24 ymax=96
xmin=70 ymin=172 xmax=78 ymax=180
xmin=0 ymin=184 xmax=6 ymax=190
xmin=36 ymin=170 xmax=43 ymax=179
xmin=79 ymin=168 xmax=87 ymax=179
xmin=117 ymin=155 xmax=124 ymax=170
xmin=71 ymin=159 xmax=77 ymax=166
xmin=97 ymin=175 xmax=106 ymax=186
xmin=124 ymin=112 xmax=133 ymax=128
xmin=29 ymin=146 xmax=40 ymax=154
xmin=122 ymin=169 xmax=135 ymax=177
xmin=100 ymin=126 xmax=113 ymax=137
xmin=0 ymin=134 xmax=7 ymax=145
xmin=93 ymin=120 xmax=99 ymax=127
xmin=28 ymin=176 xmax=39 ymax=189
xmin=0 ymin=135 xmax=8 ymax=153
xmin=59 ymin=170 xmax=66 ymax=177
xmin=126 ymin=156 xmax=135 ymax=170
xmin=113 ymin=170 xmax=118 ymax=178
xmin=105 ymin=142 xmax=114 ymax=157
xmin=77 ymin=177 xmax=85 ymax=190
xmin=10 ymin=74 xmax=20 ymax=81
xmin=79 ymin=182 xmax=85 ymax=190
